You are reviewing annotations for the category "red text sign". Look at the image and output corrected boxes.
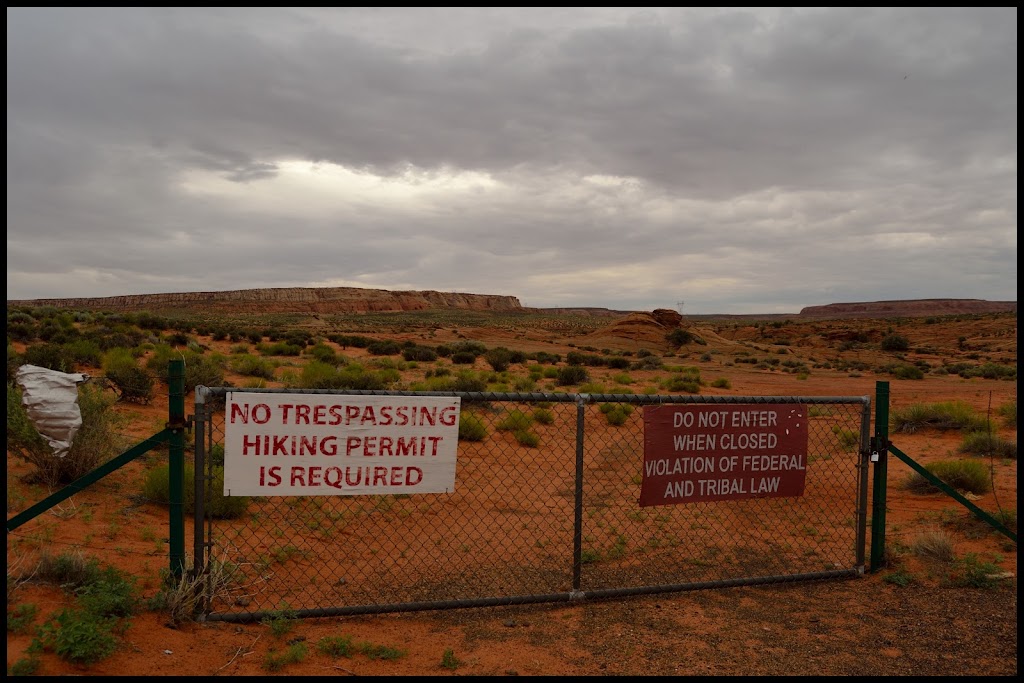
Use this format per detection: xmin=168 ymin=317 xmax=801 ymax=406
xmin=223 ymin=393 xmax=461 ymax=496
xmin=640 ymin=404 xmax=808 ymax=506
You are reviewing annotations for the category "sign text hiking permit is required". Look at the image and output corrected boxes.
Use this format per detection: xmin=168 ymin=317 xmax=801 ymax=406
xmin=640 ymin=404 xmax=808 ymax=506
xmin=223 ymin=393 xmax=461 ymax=496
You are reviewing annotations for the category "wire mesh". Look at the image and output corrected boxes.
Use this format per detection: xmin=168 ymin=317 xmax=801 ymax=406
xmin=194 ymin=390 xmax=869 ymax=620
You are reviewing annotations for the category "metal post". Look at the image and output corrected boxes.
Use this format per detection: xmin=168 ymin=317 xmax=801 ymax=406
xmin=168 ymin=359 xmax=186 ymax=578
xmin=869 ymin=381 xmax=890 ymax=571
xmin=571 ymin=394 xmax=586 ymax=593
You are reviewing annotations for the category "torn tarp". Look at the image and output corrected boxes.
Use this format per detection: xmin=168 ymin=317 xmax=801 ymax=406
xmin=14 ymin=364 xmax=91 ymax=458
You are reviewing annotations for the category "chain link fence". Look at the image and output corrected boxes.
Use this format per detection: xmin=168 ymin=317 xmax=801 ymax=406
xmin=192 ymin=388 xmax=870 ymax=622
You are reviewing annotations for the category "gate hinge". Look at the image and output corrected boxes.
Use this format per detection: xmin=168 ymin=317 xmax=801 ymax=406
xmin=166 ymin=415 xmax=193 ymax=433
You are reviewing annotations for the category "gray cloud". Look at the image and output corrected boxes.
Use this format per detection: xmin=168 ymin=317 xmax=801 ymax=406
xmin=6 ymin=7 xmax=1016 ymax=313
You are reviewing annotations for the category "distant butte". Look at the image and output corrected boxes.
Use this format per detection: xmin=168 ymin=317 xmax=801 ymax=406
xmin=5 ymin=288 xmax=1016 ymax=319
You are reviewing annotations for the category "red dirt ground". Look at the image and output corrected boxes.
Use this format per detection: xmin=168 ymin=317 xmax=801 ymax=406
xmin=6 ymin=313 xmax=1018 ymax=676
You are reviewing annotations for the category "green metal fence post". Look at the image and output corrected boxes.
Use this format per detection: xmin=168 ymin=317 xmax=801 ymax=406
xmin=869 ymin=381 xmax=890 ymax=572
xmin=168 ymin=359 xmax=186 ymax=578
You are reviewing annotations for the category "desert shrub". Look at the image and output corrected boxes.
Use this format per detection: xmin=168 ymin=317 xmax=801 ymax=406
xmin=484 ymin=347 xmax=513 ymax=372
xmin=910 ymin=529 xmax=956 ymax=563
xmin=958 ymin=431 xmax=1017 ymax=459
xmin=305 ymin=342 xmax=340 ymax=365
xmin=8 ymin=343 xmax=24 ymax=381
xmin=103 ymin=348 xmax=154 ymax=403
xmin=902 ymin=459 xmax=991 ymax=495
xmin=450 ymin=351 xmax=477 ymax=365
xmin=877 ymin=362 xmax=924 ymax=380
xmin=6 ymin=382 xmax=50 ymax=463
xmin=662 ymin=374 xmax=701 ymax=394
xmin=6 ymin=321 xmax=35 ymax=343
xmin=527 ymin=351 xmax=561 ymax=364
xmin=143 ymin=462 xmax=249 ymax=519
xmin=257 ymin=341 xmax=303 ymax=357
xmin=631 ymin=355 xmax=663 ymax=371
xmin=513 ymin=429 xmax=540 ymax=447
xmin=22 ymin=342 xmax=79 ymax=373
xmin=317 ymin=634 xmax=356 ymax=657
xmin=944 ymin=553 xmax=1009 ymax=589
xmin=880 ymin=333 xmax=910 ymax=351
xmin=566 ymin=351 xmax=605 ymax=367
xmin=891 ymin=401 xmax=988 ymax=434
xmin=402 ymin=345 xmax=438 ymax=362
xmin=513 ymin=376 xmax=537 ymax=392
xmin=366 ymin=340 xmax=402 ymax=356
xmin=458 ymin=413 xmax=488 ymax=441
xmin=533 ymin=407 xmax=555 ymax=425
xmin=30 ymin=553 xmax=140 ymax=665
xmin=603 ymin=404 xmax=633 ymax=426
xmin=450 ymin=340 xmax=488 ymax=356
xmin=297 ymin=360 xmax=344 ymax=389
xmin=710 ymin=377 xmax=731 ymax=389
xmin=292 ymin=361 xmax=394 ymax=391
xmin=556 ymin=365 xmax=589 ymax=386
xmin=955 ymin=362 xmax=1016 ymax=381
xmin=62 ymin=339 xmax=103 ymax=368
xmin=451 ymin=373 xmax=487 ymax=393
xmin=145 ymin=345 xmax=227 ymax=390
xmin=7 ymin=381 xmax=125 ymax=486
xmin=832 ymin=426 xmax=860 ymax=451
xmin=666 ymin=328 xmax=694 ymax=347
xmin=497 ymin=409 xmax=533 ymax=432
xmin=997 ymin=401 xmax=1016 ymax=428
xmin=37 ymin=607 xmax=121 ymax=665
xmin=230 ymin=353 xmax=277 ymax=380
xmin=148 ymin=553 xmax=238 ymax=626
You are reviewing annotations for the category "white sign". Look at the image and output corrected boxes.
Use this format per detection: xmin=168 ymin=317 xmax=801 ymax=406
xmin=223 ymin=393 xmax=461 ymax=496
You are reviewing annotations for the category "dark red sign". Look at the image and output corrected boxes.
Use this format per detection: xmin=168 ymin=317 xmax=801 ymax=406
xmin=640 ymin=405 xmax=809 ymax=506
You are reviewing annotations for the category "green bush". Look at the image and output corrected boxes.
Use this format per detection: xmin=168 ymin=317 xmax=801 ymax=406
xmin=230 ymin=353 xmax=277 ymax=380
xmin=891 ymin=401 xmax=988 ymax=434
xmin=451 ymin=351 xmax=477 ymax=365
xmin=497 ymin=409 xmax=533 ymax=432
xmin=401 ymin=345 xmax=438 ymax=362
xmin=458 ymin=413 xmax=488 ymax=441
xmin=556 ymin=365 xmax=589 ymax=386
xmin=604 ymin=404 xmax=633 ymax=426
xmin=7 ymin=382 xmax=126 ymax=487
xmin=880 ymin=333 xmax=910 ymax=351
xmin=22 ymin=342 xmax=78 ymax=373
xmin=959 ymin=431 xmax=1017 ymax=459
xmin=484 ymin=347 xmax=514 ymax=372
xmin=513 ymin=429 xmax=540 ymax=447
xmin=143 ymin=462 xmax=250 ymax=519
xmin=997 ymin=401 xmax=1016 ymax=427
xmin=38 ymin=608 xmax=120 ymax=664
xmin=533 ymin=407 xmax=555 ymax=425
xmin=903 ymin=459 xmax=992 ymax=495
xmin=666 ymin=328 xmax=694 ymax=347
xmin=28 ymin=553 xmax=140 ymax=665
xmin=103 ymin=348 xmax=154 ymax=403
xmin=366 ymin=340 xmax=402 ymax=356
xmin=145 ymin=345 xmax=227 ymax=390
xmin=662 ymin=374 xmax=701 ymax=393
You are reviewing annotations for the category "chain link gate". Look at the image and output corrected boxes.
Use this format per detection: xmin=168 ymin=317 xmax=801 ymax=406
xmin=191 ymin=388 xmax=870 ymax=622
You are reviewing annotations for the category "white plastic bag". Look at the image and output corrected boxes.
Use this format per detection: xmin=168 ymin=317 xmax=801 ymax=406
xmin=14 ymin=364 xmax=91 ymax=458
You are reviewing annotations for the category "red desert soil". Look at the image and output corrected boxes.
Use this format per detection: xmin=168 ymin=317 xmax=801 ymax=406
xmin=6 ymin=310 xmax=1018 ymax=676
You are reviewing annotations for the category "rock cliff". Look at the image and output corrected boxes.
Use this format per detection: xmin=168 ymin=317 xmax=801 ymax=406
xmin=799 ymin=298 xmax=1016 ymax=318
xmin=7 ymin=287 xmax=523 ymax=314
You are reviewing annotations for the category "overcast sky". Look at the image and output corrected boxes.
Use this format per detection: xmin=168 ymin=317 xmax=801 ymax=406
xmin=6 ymin=7 xmax=1017 ymax=314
